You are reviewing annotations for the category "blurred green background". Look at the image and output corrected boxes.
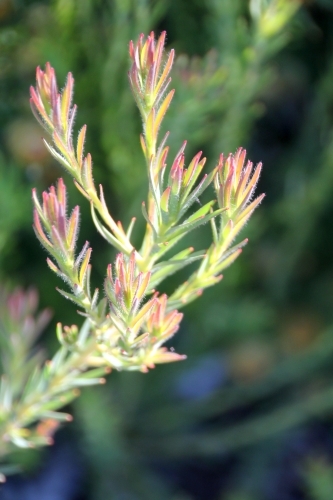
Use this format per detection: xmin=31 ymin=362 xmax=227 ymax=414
xmin=2 ymin=0 xmax=333 ymax=499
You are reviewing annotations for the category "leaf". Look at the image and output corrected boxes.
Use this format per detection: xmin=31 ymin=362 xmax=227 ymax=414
xmin=234 ymin=193 xmax=265 ymax=225
xmin=179 ymin=174 xmax=209 ymax=220
xmin=82 ymin=153 xmax=95 ymax=192
xmin=77 ymin=318 xmax=93 ymax=347
xmin=66 ymin=206 xmax=80 ymax=252
xmin=154 ymin=90 xmax=175 ymax=137
xmin=160 ymin=186 xmax=171 ymax=213
xmin=154 ymin=49 xmax=175 ymax=98
xmin=182 ymin=154 xmax=206 ymax=199
xmin=141 ymin=202 xmax=158 ymax=239
xmin=38 ymin=410 xmax=72 ymax=422
xmin=76 ymin=125 xmax=87 ymax=168
xmin=126 ymin=217 xmax=136 ymax=240
xmin=91 ymin=206 xmax=127 ymax=253
xmin=52 ymin=131 xmax=71 ymax=162
xmin=79 ymin=247 xmax=92 ymax=287
xmin=237 ymin=163 xmax=262 ymax=210
xmin=50 ymin=346 xmax=68 ymax=372
xmin=56 ymin=288 xmax=85 ymax=308
xmin=149 ymin=251 xmax=204 ymax=289
xmin=214 ymin=247 xmax=243 ymax=274
xmin=148 ymin=347 xmax=186 ymax=365
xmin=145 ymin=108 xmax=155 ymax=149
xmin=61 ymin=72 xmax=74 ymax=133
xmin=67 ymin=378 xmax=105 ymax=387
xmin=43 ymin=140 xmax=73 ymax=172
xmin=163 ymin=202 xmax=222 ymax=242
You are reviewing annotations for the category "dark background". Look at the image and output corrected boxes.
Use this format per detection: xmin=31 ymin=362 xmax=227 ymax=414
xmin=2 ymin=0 xmax=333 ymax=499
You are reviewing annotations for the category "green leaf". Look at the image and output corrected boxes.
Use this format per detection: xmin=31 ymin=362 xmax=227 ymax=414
xmin=91 ymin=206 xmax=127 ymax=253
xmin=141 ymin=202 xmax=158 ymax=239
xmin=43 ymin=139 xmax=73 ymax=172
xmin=179 ymin=168 xmax=218 ymax=220
xmin=149 ymin=251 xmax=204 ymax=289
xmin=56 ymin=287 xmax=85 ymax=308
xmin=38 ymin=410 xmax=72 ymax=422
xmin=162 ymin=203 xmax=223 ymax=242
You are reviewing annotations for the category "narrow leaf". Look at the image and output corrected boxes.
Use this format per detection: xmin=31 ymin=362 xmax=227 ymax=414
xmin=154 ymin=49 xmax=175 ymax=98
xmin=149 ymin=252 xmax=204 ymax=289
xmin=79 ymin=247 xmax=92 ymax=287
xmin=67 ymin=206 xmax=80 ymax=252
xmin=126 ymin=217 xmax=136 ymax=240
xmin=56 ymin=288 xmax=85 ymax=308
xmin=214 ymin=248 xmax=243 ymax=274
xmin=154 ymin=90 xmax=175 ymax=137
xmin=141 ymin=202 xmax=158 ymax=239
xmin=91 ymin=206 xmax=126 ymax=253
xmin=43 ymin=140 xmax=72 ymax=171
xmin=76 ymin=125 xmax=86 ymax=169
xmin=39 ymin=410 xmax=72 ymax=422
xmin=163 ymin=205 xmax=224 ymax=242
xmin=237 ymin=163 xmax=262 ymax=210
xmin=145 ymin=108 xmax=155 ymax=148
xmin=234 ymin=193 xmax=265 ymax=226
xmin=82 ymin=153 xmax=95 ymax=191
xmin=61 ymin=72 xmax=74 ymax=133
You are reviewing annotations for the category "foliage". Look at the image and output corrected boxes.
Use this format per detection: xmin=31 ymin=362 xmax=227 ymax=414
xmin=1 ymin=0 xmax=333 ymax=499
xmin=0 ymin=30 xmax=263 ymax=464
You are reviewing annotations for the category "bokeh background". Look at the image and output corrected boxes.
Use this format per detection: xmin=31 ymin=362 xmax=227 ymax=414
xmin=1 ymin=0 xmax=333 ymax=499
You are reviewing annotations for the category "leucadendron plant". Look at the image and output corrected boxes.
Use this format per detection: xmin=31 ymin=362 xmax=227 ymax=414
xmin=0 ymin=32 xmax=264 ymax=463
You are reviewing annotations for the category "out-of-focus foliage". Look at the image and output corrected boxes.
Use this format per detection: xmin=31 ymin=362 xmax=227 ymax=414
xmin=2 ymin=0 xmax=333 ymax=499
xmin=304 ymin=457 xmax=333 ymax=500
xmin=0 ymin=156 xmax=30 ymax=271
